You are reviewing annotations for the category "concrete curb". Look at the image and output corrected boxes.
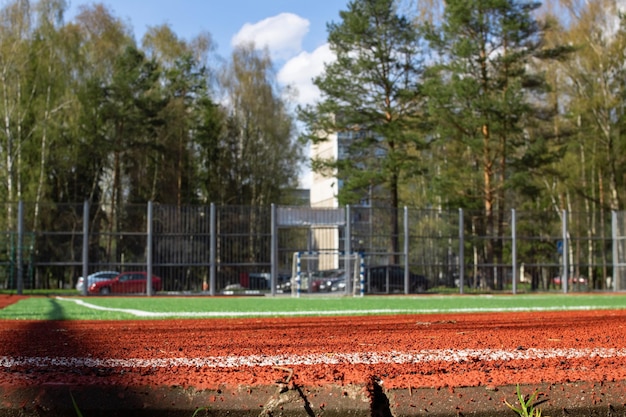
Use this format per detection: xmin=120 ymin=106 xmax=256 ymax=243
xmin=1 ymin=381 xmax=625 ymax=416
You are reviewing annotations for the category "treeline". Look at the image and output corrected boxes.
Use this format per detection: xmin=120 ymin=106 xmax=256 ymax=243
xmin=298 ymin=0 xmax=626 ymax=287
xmin=2 ymin=0 xmax=624 ymax=290
xmin=3 ymin=0 xmax=626 ymax=228
xmin=0 ymin=0 xmax=303 ymax=233
xmin=304 ymin=0 xmax=626 ymax=215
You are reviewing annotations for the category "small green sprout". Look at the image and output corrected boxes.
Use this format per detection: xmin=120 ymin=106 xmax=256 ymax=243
xmin=505 ymin=384 xmax=547 ymax=417
xmin=70 ymin=393 xmax=84 ymax=417
xmin=191 ymin=407 xmax=211 ymax=416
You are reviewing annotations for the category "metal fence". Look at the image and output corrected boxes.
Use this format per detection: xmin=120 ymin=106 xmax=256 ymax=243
xmin=1 ymin=201 xmax=625 ymax=295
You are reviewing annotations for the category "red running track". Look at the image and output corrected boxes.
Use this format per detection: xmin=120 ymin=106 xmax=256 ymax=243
xmin=1 ymin=296 xmax=626 ymax=392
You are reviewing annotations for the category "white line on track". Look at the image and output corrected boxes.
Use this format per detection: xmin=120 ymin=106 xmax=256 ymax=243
xmin=56 ymin=297 xmax=616 ymax=317
xmin=2 ymin=348 xmax=626 ymax=369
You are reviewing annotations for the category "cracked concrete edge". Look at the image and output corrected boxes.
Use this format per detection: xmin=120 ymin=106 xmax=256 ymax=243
xmin=0 ymin=381 xmax=625 ymax=416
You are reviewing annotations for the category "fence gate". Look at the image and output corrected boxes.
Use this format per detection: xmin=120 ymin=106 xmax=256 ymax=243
xmin=276 ymin=206 xmax=349 ymax=288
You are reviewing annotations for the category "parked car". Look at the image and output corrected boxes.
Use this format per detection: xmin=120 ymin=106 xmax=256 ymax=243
xmin=240 ymin=272 xmax=271 ymax=290
xmin=76 ymin=271 xmax=119 ymax=292
xmin=88 ymin=271 xmax=162 ymax=295
xmin=329 ymin=276 xmax=347 ymax=292
xmin=317 ymin=266 xmax=428 ymax=294
xmin=311 ymin=269 xmax=345 ymax=292
xmin=552 ymin=276 xmax=588 ymax=286
xmin=277 ymin=276 xmax=293 ymax=293
xmin=366 ymin=265 xmax=428 ymax=294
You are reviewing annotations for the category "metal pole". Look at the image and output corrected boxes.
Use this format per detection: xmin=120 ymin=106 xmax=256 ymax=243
xmin=612 ymin=211 xmax=619 ymax=292
xmin=511 ymin=209 xmax=517 ymax=295
xmin=16 ymin=201 xmax=23 ymax=295
xmin=296 ymin=252 xmax=302 ymax=298
xmin=271 ymin=204 xmax=277 ymax=296
xmin=562 ymin=209 xmax=568 ymax=294
xmin=146 ymin=201 xmax=153 ymax=296
xmin=459 ymin=208 xmax=464 ymax=295
xmin=359 ymin=252 xmax=365 ymax=297
xmin=345 ymin=205 xmax=352 ymax=296
xmin=404 ymin=206 xmax=409 ymax=295
xmin=210 ymin=203 xmax=216 ymax=296
xmin=82 ymin=201 xmax=89 ymax=296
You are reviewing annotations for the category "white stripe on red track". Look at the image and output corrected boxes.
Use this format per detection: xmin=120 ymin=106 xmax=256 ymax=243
xmin=2 ymin=348 xmax=626 ymax=369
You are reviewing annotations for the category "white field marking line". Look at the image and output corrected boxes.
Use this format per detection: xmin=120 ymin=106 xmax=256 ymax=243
xmin=2 ymin=348 xmax=626 ymax=369
xmin=56 ymin=297 xmax=618 ymax=317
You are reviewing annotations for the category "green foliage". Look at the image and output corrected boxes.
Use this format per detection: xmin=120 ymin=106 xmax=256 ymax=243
xmin=191 ymin=407 xmax=211 ymax=416
xmin=0 ymin=0 xmax=301 ymax=212
xmin=215 ymin=44 xmax=302 ymax=205
xmin=0 ymin=0 xmax=305 ymax=283
xmin=0 ymin=0 xmax=626 ymax=295
xmin=422 ymin=0 xmax=570 ymax=211
xmin=419 ymin=0 xmax=575 ymax=289
xmin=505 ymin=385 xmax=545 ymax=417
xmin=299 ymin=0 xmax=427 ymax=209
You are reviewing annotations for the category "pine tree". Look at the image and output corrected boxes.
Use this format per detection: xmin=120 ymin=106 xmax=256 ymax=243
xmin=423 ymin=0 xmax=573 ymax=288
xmin=299 ymin=0 xmax=426 ymax=260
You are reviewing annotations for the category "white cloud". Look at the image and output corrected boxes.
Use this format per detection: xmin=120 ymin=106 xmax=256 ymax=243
xmin=231 ymin=13 xmax=335 ymax=107
xmin=231 ymin=14 xmax=336 ymax=189
xmin=231 ymin=13 xmax=310 ymax=61
xmin=278 ymin=43 xmax=335 ymax=106
xmin=278 ymin=44 xmax=335 ymax=189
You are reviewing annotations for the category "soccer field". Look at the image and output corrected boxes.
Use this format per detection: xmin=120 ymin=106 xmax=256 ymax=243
xmin=1 ymin=292 xmax=625 ymax=320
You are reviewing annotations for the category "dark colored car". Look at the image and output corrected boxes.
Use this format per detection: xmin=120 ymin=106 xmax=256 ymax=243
xmin=88 ymin=271 xmax=162 ymax=295
xmin=366 ymin=265 xmax=428 ymax=294
xmin=311 ymin=269 xmax=345 ymax=292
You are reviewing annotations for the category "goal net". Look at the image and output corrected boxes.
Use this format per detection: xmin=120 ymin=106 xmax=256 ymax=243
xmin=290 ymin=251 xmax=365 ymax=297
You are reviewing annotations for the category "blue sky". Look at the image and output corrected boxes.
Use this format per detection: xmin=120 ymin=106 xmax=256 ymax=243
xmin=66 ymin=0 xmax=348 ymax=106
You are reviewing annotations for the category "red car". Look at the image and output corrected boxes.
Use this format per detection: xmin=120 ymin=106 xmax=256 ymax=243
xmin=88 ymin=271 xmax=162 ymax=295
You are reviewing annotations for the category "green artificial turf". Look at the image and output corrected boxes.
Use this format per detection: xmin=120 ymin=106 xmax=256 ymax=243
xmin=0 ymin=293 xmax=625 ymax=320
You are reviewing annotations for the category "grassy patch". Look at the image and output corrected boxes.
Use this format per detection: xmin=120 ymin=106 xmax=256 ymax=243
xmin=0 ymin=293 xmax=625 ymax=320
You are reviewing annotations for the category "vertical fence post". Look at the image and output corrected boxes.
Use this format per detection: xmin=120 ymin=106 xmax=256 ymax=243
xmin=358 ymin=252 xmax=365 ymax=297
xmin=210 ymin=203 xmax=216 ymax=296
xmin=16 ymin=201 xmax=23 ymax=295
xmin=296 ymin=252 xmax=302 ymax=298
xmin=511 ymin=209 xmax=517 ymax=295
xmin=82 ymin=201 xmax=89 ymax=296
xmin=562 ymin=209 xmax=568 ymax=294
xmin=271 ymin=204 xmax=277 ymax=296
xmin=458 ymin=208 xmax=464 ymax=295
xmin=404 ymin=206 xmax=409 ymax=295
xmin=345 ymin=205 xmax=352 ymax=296
xmin=612 ymin=211 xmax=619 ymax=292
xmin=146 ymin=201 xmax=153 ymax=296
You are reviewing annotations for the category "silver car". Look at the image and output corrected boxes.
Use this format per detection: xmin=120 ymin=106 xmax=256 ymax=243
xmin=75 ymin=271 xmax=119 ymax=292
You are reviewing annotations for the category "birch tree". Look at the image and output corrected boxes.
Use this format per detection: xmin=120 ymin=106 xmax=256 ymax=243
xmin=217 ymin=43 xmax=301 ymax=206
xmin=0 ymin=0 xmax=32 ymax=230
xmin=142 ymin=25 xmax=214 ymax=205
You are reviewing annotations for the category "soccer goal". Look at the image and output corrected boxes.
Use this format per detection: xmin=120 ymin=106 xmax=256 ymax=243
xmin=290 ymin=251 xmax=365 ymax=297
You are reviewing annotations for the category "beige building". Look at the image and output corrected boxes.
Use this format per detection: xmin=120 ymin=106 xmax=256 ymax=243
xmin=310 ymin=131 xmax=341 ymax=208
xmin=309 ymin=131 xmax=342 ymax=269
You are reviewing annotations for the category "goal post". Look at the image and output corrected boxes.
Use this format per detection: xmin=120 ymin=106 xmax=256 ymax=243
xmin=291 ymin=251 xmax=365 ymax=297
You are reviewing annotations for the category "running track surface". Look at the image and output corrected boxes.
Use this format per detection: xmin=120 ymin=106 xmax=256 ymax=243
xmin=1 ymin=297 xmax=626 ymax=391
